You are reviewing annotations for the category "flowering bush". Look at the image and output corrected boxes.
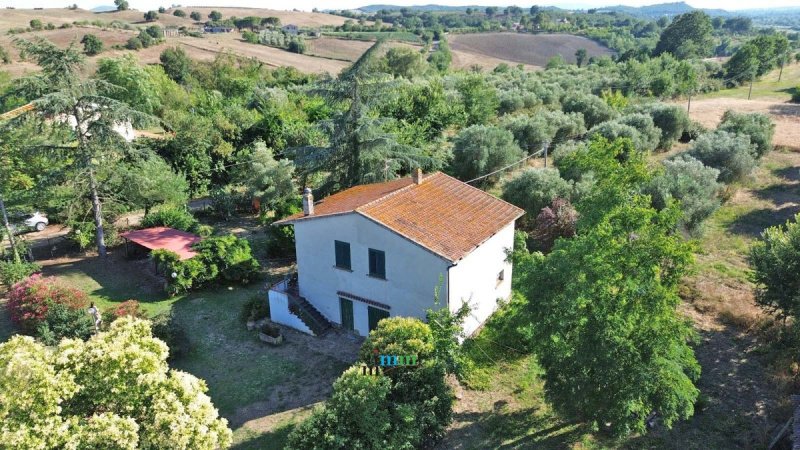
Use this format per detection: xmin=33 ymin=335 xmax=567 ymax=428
xmin=111 ymin=299 xmax=147 ymax=318
xmin=7 ymin=274 xmax=88 ymax=333
xmin=0 ymin=317 xmax=232 ymax=449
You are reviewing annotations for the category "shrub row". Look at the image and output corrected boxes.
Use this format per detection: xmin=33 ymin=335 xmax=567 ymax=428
xmin=153 ymin=234 xmax=261 ymax=294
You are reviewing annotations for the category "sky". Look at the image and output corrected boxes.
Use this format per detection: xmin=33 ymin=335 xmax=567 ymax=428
xmin=2 ymin=0 xmax=799 ymax=12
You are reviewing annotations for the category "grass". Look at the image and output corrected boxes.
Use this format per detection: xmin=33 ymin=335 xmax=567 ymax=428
xmin=698 ymin=62 xmax=800 ymax=102
xmin=170 ymin=285 xmax=301 ymax=416
xmin=321 ymin=31 xmax=422 ymax=43
xmin=40 ymin=255 xmax=179 ymax=316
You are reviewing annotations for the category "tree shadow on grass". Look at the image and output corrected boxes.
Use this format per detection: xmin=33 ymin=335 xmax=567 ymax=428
xmin=622 ymin=326 xmax=779 ymax=450
xmin=727 ymin=205 xmax=800 ymax=237
xmin=231 ymin=422 xmax=297 ymax=450
xmin=442 ymin=404 xmax=588 ymax=450
xmin=772 ymin=166 xmax=800 ymax=183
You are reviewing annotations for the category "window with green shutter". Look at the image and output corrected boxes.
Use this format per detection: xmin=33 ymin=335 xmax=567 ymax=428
xmin=368 ymin=248 xmax=385 ymax=279
xmin=334 ymin=240 xmax=351 ymax=270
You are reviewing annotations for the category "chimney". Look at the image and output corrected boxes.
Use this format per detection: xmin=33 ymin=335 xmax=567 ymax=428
xmin=412 ymin=167 xmax=423 ymax=185
xmin=302 ymin=187 xmax=314 ymax=216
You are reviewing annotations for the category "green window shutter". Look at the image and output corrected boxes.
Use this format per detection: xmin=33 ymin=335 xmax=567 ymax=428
xmin=368 ymin=249 xmax=385 ymax=279
xmin=339 ymin=298 xmax=354 ymax=331
xmin=368 ymin=306 xmax=390 ymax=331
xmin=335 ymin=240 xmax=351 ymax=269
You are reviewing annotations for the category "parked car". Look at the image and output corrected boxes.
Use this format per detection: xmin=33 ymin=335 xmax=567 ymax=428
xmin=9 ymin=211 xmax=49 ymax=233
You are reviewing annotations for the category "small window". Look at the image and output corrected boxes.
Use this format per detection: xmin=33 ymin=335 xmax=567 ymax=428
xmin=335 ymin=240 xmax=351 ymax=270
xmin=497 ymin=269 xmax=505 ymax=284
xmin=368 ymin=248 xmax=386 ymax=279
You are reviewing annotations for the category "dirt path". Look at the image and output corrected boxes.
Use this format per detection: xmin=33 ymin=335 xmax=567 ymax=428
xmin=684 ymin=98 xmax=800 ymax=149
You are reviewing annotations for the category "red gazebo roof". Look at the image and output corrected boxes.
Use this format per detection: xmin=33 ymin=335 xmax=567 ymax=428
xmin=120 ymin=227 xmax=201 ymax=260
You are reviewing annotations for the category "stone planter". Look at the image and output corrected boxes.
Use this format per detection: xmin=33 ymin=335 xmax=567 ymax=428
xmin=258 ymin=331 xmax=283 ymax=345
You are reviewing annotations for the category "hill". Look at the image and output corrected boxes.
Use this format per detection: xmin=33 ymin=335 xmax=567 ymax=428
xmin=600 ymin=2 xmax=730 ymax=17
xmin=449 ymin=33 xmax=614 ymax=68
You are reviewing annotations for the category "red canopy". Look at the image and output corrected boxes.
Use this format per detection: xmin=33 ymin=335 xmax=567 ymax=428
xmin=120 ymin=227 xmax=201 ymax=260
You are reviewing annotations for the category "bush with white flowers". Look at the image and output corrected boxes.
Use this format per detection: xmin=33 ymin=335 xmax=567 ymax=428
xmin=0 ymin=317 xmax=232 ymax=449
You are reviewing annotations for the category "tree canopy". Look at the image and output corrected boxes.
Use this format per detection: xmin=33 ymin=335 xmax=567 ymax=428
xmin=0 ymin=317 xmax=232 ymax=449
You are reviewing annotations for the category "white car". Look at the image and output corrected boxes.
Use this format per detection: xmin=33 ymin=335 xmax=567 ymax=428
xmin=21 ymin=212 xmax=49 ymax=232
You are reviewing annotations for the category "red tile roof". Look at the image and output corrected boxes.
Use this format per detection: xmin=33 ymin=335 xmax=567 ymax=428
xmin=275 ymin=172 xmax=524 ymax=262
xmin=120 ymin=227 xmax=201 ymax=260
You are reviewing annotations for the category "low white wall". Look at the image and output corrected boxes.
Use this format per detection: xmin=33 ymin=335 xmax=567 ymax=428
xmin=268 ymin=289 xmax=314 ymax=335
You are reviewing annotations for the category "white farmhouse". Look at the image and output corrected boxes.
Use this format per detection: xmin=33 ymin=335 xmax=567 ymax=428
xmin=268 ymin=169 xmax=524 ymax=337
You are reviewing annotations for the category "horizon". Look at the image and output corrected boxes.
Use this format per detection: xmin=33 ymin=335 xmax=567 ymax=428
xmin=3 ymin=1 xmax=800 ymax=13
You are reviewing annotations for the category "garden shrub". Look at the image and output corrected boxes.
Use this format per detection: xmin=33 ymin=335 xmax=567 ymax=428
xmin=718 ymin=110 xmax=775 ymax=158
xmin=290 ymin=317 xmax=455 ymax=448
xmin=749 ymin=213 xmax=800 ymax=320
xmin=687 ymin=130 xmax=757 ymax=183
xmin=531 ymin=198 xmax=579 ymax=253
xmin=151 ymin=311 xmax=190 ymax=361
xmin=645 ymin=154 xmax=721 ymax=234
xmin=287 ymin=368 xmax=397 ymax=449
xmin=193 ymin=234 xmax=261 ymax=283
xmin=0 ymin=260 xmax=40 ymax=287
xmin=8 ymin=274 xmax=89 ymax=334
xmin=793 ymin=86 xmax=800 ymax=103
xmin=153 ymin=235 xmax=261 ymax=294
xmin=110 ymin=300 xmax=147 ymax=318
xmin=501 ymin=168 xmax=573 ymax=230
xmin=240 ymin=294 xmax=269 ymax=323
xmin=36 ymin=302 xmax=95 ymax=346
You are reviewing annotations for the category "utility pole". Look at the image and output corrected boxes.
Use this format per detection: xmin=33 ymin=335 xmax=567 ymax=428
xmin=542 ymin=141 xmax=548 ymax=168
xmin=687 ymin=93 xmax=691 ymax=113
xmin=748 ymin=73 xmax=754 ymax=100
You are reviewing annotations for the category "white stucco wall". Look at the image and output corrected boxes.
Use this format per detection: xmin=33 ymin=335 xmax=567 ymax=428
xmin=293 ymin=213 xmax=451 ymax=336
xmin=447 ymin=222 xmax=515 ymax=336
xmin=268 ymin=288 xmax=313 ymax=335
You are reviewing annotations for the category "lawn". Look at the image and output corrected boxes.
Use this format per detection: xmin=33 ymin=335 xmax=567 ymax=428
xmin=322 ymin=31 xmax=422 ymax=43
xmin=698 ymin=62 xmax=800 ymax=102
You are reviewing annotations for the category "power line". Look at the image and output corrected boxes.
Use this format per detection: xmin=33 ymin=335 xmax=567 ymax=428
xmin=465 ymin=148 xmax=545 ymax=185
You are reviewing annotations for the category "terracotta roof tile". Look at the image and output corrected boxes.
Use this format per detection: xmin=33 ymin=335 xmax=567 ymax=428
xmin=275 ymin=172 xmax=524 ymax=262
xmin=276 ymin=177 xmax=413 ymax=222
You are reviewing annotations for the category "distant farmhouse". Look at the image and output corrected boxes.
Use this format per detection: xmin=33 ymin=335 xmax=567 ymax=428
xmin=269 ymin=169 xmax=524 ymax=338
xmin=204 ymin=25 xmax=233 ymax=33
xmin=282 ymin=24 xmax=299 ymax=35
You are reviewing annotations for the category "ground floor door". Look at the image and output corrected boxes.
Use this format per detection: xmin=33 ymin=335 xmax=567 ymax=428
xmin=367 ymin=306 xmax=390 ymax=332
xmin=339 ymin=297 xmax=354 ymax=331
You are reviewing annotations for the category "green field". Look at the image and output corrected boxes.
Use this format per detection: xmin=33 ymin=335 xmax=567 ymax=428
xmin=699 ymin=62 xmax=800 ymax=102
xmin=322 ymin=31 xmax=422 ymax=43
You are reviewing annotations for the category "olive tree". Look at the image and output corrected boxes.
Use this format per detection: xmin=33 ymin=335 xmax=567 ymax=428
xmin=687 ymin=130 xmax=757 ymax=183
xmin=450 ymin=125 xmax=523 ymax=183
xmin=501 ymin=168 xmax=573 ymax=230
xmin=561 ymin=92 xmax=617 ymax=128
xmin=645 ymin=154 xmax=721 ymax=233
xmin=718 ymin=110 xmax=775 ymax=158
